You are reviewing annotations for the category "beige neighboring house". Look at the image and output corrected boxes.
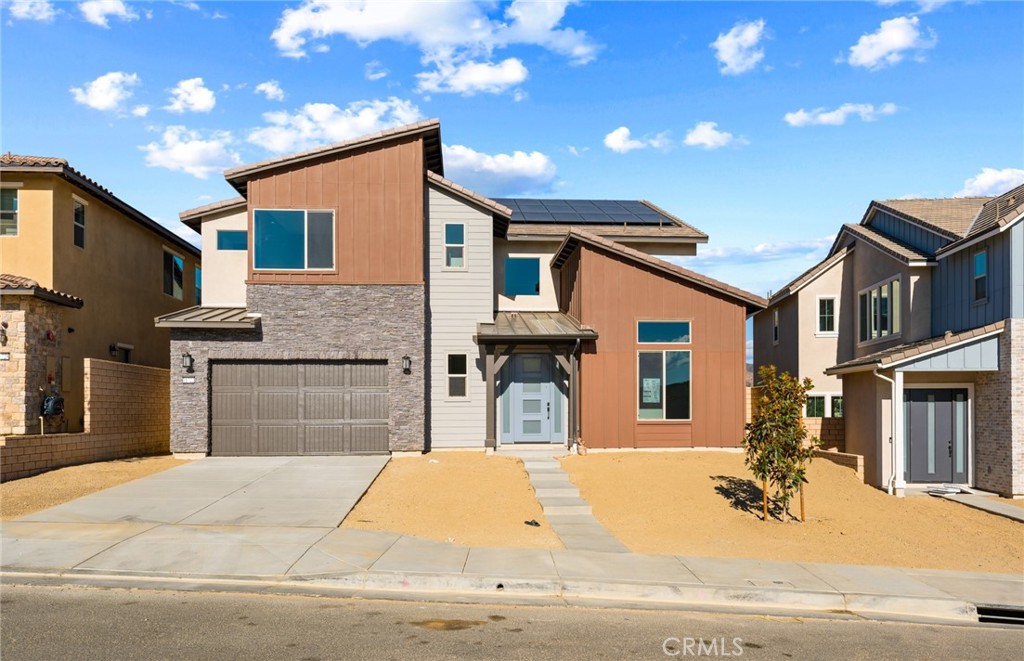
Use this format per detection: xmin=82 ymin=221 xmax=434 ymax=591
xmin=0 ymin=154 xmax=201 ymax=433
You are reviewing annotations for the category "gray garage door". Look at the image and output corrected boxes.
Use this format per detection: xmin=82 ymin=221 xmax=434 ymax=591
xmin=211 ymin=362 xmax=389 ymax=456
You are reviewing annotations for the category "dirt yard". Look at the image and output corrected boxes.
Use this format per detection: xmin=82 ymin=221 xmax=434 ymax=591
xmin=0 ymin=455 xmax=186 ymax=520
xmin=561 ymin=452 xmax=1024 ymax=574
xmin=343 ymin=452 xmax=562 ymax=549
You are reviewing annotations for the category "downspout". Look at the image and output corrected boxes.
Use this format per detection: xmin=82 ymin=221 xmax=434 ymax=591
xmin=873 ymin=367 xmax=897 ymax=495
xmin=571 ymin=338 xmax=581 ymax=454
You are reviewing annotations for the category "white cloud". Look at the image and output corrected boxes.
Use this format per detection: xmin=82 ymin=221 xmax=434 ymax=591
xmin=164 ymin=77 xmax=216 ymax=113
xmin=365 ymin=60 xmax=389 ymax=81
xmin=9 ymin=0 xmax=56 ymax=21
xmin=247 ymin=97 xmax=423 ymax=154
xmin=130 ymin=104 xmax=150 ymax=117
xmin=141 ymin=126 xmax=241 ymax=179
xmin=254 ymin=80 xmax=285 ymax=101
xmin=567 ymin=145 xmax=589 ymax=157
xmin=711 ymin=19 xmax=767 ymax=75
xmin=784 ymin=102 xmax=898 ymax=127
xmin=417 ymin=56 xmax=528 ymax=95
xmin=443 ymin=143 xmax=557 ymax=195
xmin=70 ymin=71 xmax=139 ymax=112
xmin=683 ymin=121 xmax=747 ymax=149
xmin=847 ymin=16 xmax=937 ymax=70
xmin=955 ymin=168 xmax=1024 ymax=197
xmin=603 ymin=126 xmax=671 ymax=154
xmin=79 ymin=0 xmax=137 ymax=28
xmin=169 ymin=0 xmax=200 ymax=10
xmin=672 ymin=236 xmax=834 ymax=294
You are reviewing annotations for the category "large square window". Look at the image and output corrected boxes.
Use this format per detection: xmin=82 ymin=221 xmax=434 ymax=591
xmin=505 ymin=257 xmax=540 ymax=296
xmin=253 ymin=209 xmax=334 ymax=270
xmin=163 ymin=251 xmax=184 ymax=299
xmin=217 ymin=230 xmax=248 ymax=250
xmin=638 ymin=321 xmax=691 ymax=344
xmin=0 ymin=189 xmax=17 ymax=236
xmin=638 ymin=350 xmax=691 ymax=420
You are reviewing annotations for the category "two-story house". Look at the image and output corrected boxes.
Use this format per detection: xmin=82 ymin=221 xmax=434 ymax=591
xmin=157 ymin=119 xmax=765 ymax=457
xmin=757 ymin=188 xmax=1023 ymax=498
xmin=0 ymin=154 xmax=201 ymax=434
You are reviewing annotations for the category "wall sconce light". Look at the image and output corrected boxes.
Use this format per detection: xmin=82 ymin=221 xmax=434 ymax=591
xmin=402 ymin=355 xmax=412 ymax=374
xmin=109 ymin=344 xmax=118 ymax=357
xmin=0 ymin=321 xmax=7 ymax=346
xmin=182 ymin=352 xmax=195 ymax=373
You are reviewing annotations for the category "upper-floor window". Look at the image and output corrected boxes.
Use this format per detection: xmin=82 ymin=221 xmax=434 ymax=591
xmin=817 ymin=297 xmax=836 ymax=335
xmin=444 ymin=223 xmax=465 ymax=269
xmin=505 ymin=257 xmax=540 ymax=296
xmin=217 ymin=230 xmax=248 ymax=251
xmin=772 ymin=309 xmax=779 ymax=345
xmin=73 ymin=199 xmax=86 ymax=248
xmin=638 ymin=321 xmax=691 ymax=344
xmin=163 ymin=251 xmax=184 ymax=299
xmin=253 ymin=209 xmax=334 ymax=270
xmin=973 ymin=250 xmax=987 ymax=302
xmin=858 ymin=277 xmax=901 ymax=343
xmin=195 ymin=267 xmax=202 ymax=306
xmin=447 ymin=354 xmax=468 ymax=397
xmin=0 ymin=189 xmax=17 ymax=236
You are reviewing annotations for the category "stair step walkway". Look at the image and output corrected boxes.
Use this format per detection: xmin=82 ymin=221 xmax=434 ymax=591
xmin=503 ymin=447 xmax=629 ymax=553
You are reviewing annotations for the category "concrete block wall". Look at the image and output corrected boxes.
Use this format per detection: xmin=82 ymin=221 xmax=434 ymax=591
xmin=803 ymin=417 xmax=846 ymax=453
xmin=0 ymin=359 xmax=170 ymax=482
xmin=974 ymin=318 xmax=1024 ymax=497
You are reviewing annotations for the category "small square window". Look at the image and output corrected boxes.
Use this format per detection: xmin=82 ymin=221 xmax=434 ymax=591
xmin=505 ymin=257 xmax=540 ymax=296
xmin=73 ymin=200 xmax=86 ymax=248
xmin=447 ymin=354 xmax=468 ymax=398
xmin=806 ymin=396 xmax=825 ymax=418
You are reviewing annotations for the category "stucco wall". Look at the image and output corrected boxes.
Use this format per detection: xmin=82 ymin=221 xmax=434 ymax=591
xmin=198 ymin=207 xmax=247 ymax=306
xmin=752 ymin=295 xmax=799 ymax=380
xmin=842 ymin=370 xmax=888 ymax=487
xmin=169 ymin=283 xmax=426 ymax=454
xmin=494 ymin=238 xmax=561 ymax=312
xmin=797 ymin=260 xmax=846 ymax=393
xmin=0 ymin=179 xmax=54 ymax=283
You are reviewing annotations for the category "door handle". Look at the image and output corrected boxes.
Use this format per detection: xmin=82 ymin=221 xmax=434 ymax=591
xmin=547 ymin=402 xmax=551 ymax=419
xmin=948 ymin=440 xmax=952 ymax=458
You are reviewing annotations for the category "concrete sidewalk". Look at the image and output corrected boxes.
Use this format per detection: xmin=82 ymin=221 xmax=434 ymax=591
xmin=3 ymin=521 xmax=1021 ymax=625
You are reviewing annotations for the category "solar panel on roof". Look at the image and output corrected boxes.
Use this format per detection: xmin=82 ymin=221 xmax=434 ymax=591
xmin=493 ymin=198 xmax=676 ymax=225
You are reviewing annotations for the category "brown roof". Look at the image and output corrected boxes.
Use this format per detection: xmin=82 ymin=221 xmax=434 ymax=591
xmin=966 ymin=183 xmax=1024 ymax=237
xmin=768 ymin=246 xmax=850 ymax=305
xmin=638 ymin=199 xmax=709 ymax=239
xmin=223 ymin=119 xmax=443 ymax=193
xmin=826 ymin=320 xmax=1006 ymax=373
xmin=551 ymin=229 xmax=767 ymax=312
xmin=872 ymin=197 xmax=991 ymax=239
xmin=0 ymin=274 xmax=83 ymax=308
xmin=834 ymin=223 xmax=933 ymax=264
xmin=154 ymin=306 xmax=259 ymax=329
xmin=476 ymin=311 xmax=598 ymax=343
xmin=426 ymin=171 xmax=512 ymax=218
xmin=179 ymin=196 xmax=247 ymax=229
xmin=0 ymin=153 xmax=200 ymax=258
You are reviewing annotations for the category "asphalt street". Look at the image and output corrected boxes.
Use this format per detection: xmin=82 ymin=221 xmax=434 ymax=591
xmin=1 ymin=585 xmax=1021 ymax=660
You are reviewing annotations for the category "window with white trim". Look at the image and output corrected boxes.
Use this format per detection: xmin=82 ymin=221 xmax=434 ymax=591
xmin=447 ymin=354 xmax=468 ymax=397
xmin=817 ymin=297 xmax=836 ymax=334
xmin=73 ymin=200 xmax=86 ymax=248
xmin=444 ymin=223 xmax=464 ymax=268
xmin=973 ymin=250 xmax=987 ymax=302
xmin=253 ymin=209 xmax=335 ymax=270
xmin=0 ymin=189 xmax=17 ymax=236
xmin=163 ymin=251 xmax=184 ymax=299
xmin=638 ymin=350 xmax=691 ymax=420
xmin=858 ymin=277 xmax=900 ymax=342
xmin=805 ymin=396 xmax=826 ymax=418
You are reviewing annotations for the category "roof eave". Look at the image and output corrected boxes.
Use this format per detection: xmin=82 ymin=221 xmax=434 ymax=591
xmin=154 ymin=320 xmax=259 ymax=329
xmin=0 ymin=287 xmax=84 ymax=308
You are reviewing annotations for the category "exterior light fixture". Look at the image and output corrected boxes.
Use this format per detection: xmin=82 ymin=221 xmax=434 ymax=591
xmin=402 ymin=355 xmax=412 ymax=374
xmin=182 ymin=352 xmax=195 ymax=373
xmin=109 ymin=344 xmax=118 ymax=357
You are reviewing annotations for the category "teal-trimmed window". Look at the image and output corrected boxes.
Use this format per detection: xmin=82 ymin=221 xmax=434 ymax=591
xmin=638 ymin=321 xmax=691 ymax=344
xmin=973 ymin=250 xmax=987 ymax=302
xmin=253 ymin=209 xmax=334 ymax=270
xmin=1 ymin=189 xmax=18 ymax=236
xmin=504 ymin=257 xmax=540 ymax=296
xmin=806 ymin=396 xmax=826 ymax=418
xmin=73 ymin=200 xmax=86 ymax=248
xmin=638 ymin=350 xmax=691 ymax=421
xmin=217 ymin=230 xmax=248 ymax=251
xmin=163 ymin=251 xmax=184 ymax=299
xmin=444 ymin=223 xmax=465 ymax=268
xmin=194 ymin=267 xmax=202 ymax=305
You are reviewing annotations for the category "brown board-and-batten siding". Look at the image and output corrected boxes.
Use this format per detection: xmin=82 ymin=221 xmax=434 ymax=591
xmin=246 ymin=135 xmax=425 ymax=285
xmin=571 ymin=244 xmax=748 ymax=449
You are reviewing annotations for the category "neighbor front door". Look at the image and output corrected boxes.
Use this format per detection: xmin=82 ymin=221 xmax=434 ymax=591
xmin=905 ymin=388 xmax=969 ymax=484
xmin=509 ymin=354 xmax=557 ymax=443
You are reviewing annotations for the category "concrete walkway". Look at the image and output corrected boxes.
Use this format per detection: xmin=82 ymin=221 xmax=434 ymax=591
xmin=503 ymin=447 xmax=628 ymax=553
xmin=943 ymin=493 xmax=1024 ymax=523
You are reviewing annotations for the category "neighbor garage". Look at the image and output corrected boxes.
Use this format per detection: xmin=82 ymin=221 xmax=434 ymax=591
xmin=210 ymin=361 xmax=389 ymax=455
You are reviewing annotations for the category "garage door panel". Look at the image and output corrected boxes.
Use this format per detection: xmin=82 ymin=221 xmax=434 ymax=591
xmin=258 ymin=364 xmax=298 ymax=387
xmin=212 ymin=364 xmax=252 ymax=387
xmin=257 ymin=392 xmax=298 ymax=421
xmin=351 ymin=363 xmax=387 ymax=387
xmin=305 ymin=363 xmax=348 ymax=387
xmin=305 ymin=425 xmax=348 ymax=453
xmin=258 ymin=426 xmax=299 ymax=454
xmin=351 ymin=425 xmax=388 ymax=453
xmin=305 ymin=391 xmax=346 ymax=420
xmin=212 ymin=426 xmax=252 ymax=455
xmin=212 ymin=392 xmax=251 ymax=421
xmin=351 ymin=392 xmax=388 ymax=420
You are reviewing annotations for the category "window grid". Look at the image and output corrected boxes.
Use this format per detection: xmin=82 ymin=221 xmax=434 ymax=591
xmin=1 ymin=189 xmax=18 ymax=236
xmin=444 ymin=223 xmax=465 ymax=269
xmin=817 ymin=297 xmax=836 ymax=334
xmin=858 ymin=277 xmax=901 ymax=343
xmin=447 ymin=354 xmax=468 ymax=398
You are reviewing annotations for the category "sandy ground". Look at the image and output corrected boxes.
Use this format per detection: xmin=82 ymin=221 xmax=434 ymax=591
xmin=1 ymin=455 xmax=187 ymax=520
xmin=561 ymin=452 xmax=1024 ymax=574
xmin=343 ymin=453 xmax=562 ymax=549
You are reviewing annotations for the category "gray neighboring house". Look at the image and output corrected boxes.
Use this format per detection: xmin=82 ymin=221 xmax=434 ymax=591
xmin=757 ymin=186 xmax=1024 ymax=497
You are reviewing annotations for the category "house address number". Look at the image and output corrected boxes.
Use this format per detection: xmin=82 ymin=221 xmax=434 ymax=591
xmin=182 ymin=376 xmax=196 ymax=384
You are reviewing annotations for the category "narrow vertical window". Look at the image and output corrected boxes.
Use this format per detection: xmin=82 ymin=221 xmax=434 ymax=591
xmin=817 ymin=298 xmax=835 ymax=334
xmin=163 ymin=251 xmax=184 ymax=299
xmin=195 ymin=267 xmax=202 ymax=306
xmin=73 ymin=200 xmax=86 ymax=248
xmin=447 ymin=354 xmax=468 ymax=397
xmin=0 ymin=189 xmax=17 ymax=236
xmin=772 ymin=309 xmax=779 ymax=344
xmin=831 ymin=396 xmax=844 ymax=418
xmin=859 ymin=293 xmax=869 ymax=342
xmin=891 ymin=279 xmax=901 ymax=334
xmin=444 ymin=223 xmax=465 ymax=268
xmin=973 ymin=250 xmax=987 ymax=302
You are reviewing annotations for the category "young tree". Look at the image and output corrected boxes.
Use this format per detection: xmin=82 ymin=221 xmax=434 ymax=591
xmin=743 ymin=365 xmax=820 ymax=521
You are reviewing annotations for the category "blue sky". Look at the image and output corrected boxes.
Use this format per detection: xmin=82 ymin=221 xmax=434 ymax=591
xmin=3 ymin=0 xmax=1022 ymax=304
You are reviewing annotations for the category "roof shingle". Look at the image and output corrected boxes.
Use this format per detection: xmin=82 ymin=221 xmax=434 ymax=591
xmin=837 ymin=223 xmax=933 ymax=264
xmin=0 ymin=274 xmax=83 ymax=308
xmin=874 ymin=197 xmax=991 ymax=239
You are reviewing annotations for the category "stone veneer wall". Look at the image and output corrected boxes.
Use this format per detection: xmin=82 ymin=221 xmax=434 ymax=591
xmin=170 ymin=284 xmax=426 ymax=454
xmin=973 ymin=318 xmax=1024 ymax=497
xmin=0 ymin=359 xmax=170 ymax=482
xmin=0 ymin=298 xmax=65 ymax=435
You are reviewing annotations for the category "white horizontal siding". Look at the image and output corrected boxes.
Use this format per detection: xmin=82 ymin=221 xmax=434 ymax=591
xmin=427 ymin=186 xmax=493 ymax=448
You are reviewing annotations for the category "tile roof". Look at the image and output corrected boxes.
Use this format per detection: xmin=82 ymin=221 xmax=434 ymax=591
xmin=476 ymin=311 xmax=598 ymax=343
xmin=552 ymin=228 xmax=767 ymax=312
xmin=966 ymin=183 xmax=1024 ymax=237
xmin=836 ymin=223 xmax=933 ymax=264
xmin=826 ymin=320 xmax=1006 ymax=373
xmin=223 ymin=119 xmax=443 ymax=193
xmin=154 ymin=306 xmax=259 ymax=328
xmin=179 ymin=196 xmax=247 ymax=227
xmin=1 ymin=153 xmax=200 ymax=257
xmin=873 ymin=197 xmax=991 ymax=239
xmin=0 ymin=274 xmax=83 ymax=308
xmin=768 ymin=246 xmax=850 ymax=305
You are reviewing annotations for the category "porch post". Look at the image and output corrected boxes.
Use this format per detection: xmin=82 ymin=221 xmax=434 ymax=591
xmin=485 ymin=350 xmax=496 ymax=449
xmin=570 ymin=348 xmax=579 ymax=448
xmin=892 ymin=369 xmax=906 ymax=495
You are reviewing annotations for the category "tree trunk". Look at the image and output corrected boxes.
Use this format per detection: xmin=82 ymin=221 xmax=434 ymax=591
xmin=800 ymin=483 xmax=805 ymax=523
xmin=762 ymin=480 xmax=768 ymax=521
